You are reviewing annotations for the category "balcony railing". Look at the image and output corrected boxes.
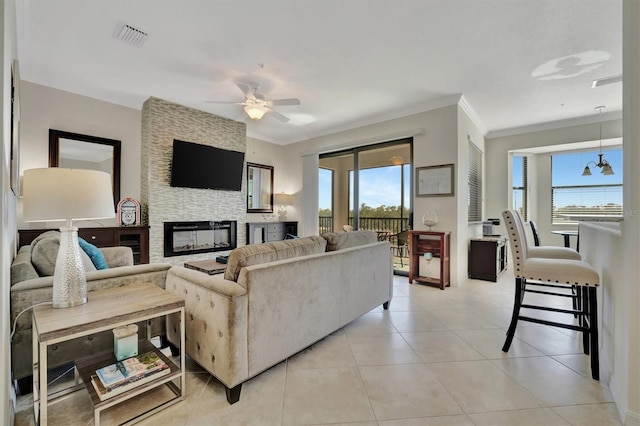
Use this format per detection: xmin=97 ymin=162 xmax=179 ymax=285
xmin=318 ymin=216 xmax=409 ymax=235
xmin=349 ymin=217 xmax=409 ymax=236
xmin=319 ymin=216 xmax=334 ymax=234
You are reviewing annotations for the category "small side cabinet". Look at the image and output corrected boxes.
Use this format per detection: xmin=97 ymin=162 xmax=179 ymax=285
xmin=246 ymin=222 xmax=298 ymax=245
xmin=468 ymin=236 xmax=508 ymax=282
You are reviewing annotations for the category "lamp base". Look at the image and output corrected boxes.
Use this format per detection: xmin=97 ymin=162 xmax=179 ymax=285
xmin=278 ymin=205 xmax=287 ymax=221
xmin=52 ymin=226 xmax=88 ymax=308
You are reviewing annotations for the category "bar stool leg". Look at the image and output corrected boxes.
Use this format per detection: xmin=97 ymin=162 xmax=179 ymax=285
xmin=503 ymin=278 xmax=524 ymax=352
xmin=588 ymin=286 xmax=599 ymax=380
xmin=582 ymin=286 xmax=590 ymax=355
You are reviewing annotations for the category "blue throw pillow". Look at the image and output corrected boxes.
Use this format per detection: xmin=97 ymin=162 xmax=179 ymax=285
xmin=78 ymin=237 xmax=109 ymax=270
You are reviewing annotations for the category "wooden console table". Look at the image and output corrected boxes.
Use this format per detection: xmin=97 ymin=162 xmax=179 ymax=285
xmin=408 ymin=230 xmax=451 ymax=290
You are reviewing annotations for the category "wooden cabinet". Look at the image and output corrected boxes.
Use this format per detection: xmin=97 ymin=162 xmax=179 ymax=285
xmin=408 ymin=230 xmax=451 ymax=290
xmin=468 ymin=236 xmax=508 ymax=282
xmin=246 ymin=222 xmax=298 ymax=245
xmin=19 ymin=226 xmax=150 ymax=264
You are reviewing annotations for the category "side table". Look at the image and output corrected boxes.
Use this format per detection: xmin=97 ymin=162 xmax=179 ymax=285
xmin=468 ymin=236 xmax=508 ymax=282
xmin=32 ymin=283 xmax=185 ymax=426
xmin=408 ymin=230 xmax=451 ymax=290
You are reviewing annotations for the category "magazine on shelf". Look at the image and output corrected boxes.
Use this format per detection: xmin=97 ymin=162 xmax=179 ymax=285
xmin=95 ymin=351 xmax=169 ymax=390
xmin=91 ymin=368 xmax=171 ymax=401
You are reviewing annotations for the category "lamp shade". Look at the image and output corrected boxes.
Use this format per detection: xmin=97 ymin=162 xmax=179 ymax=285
xmin=23 ymin=168 xmax=115 ymax=222
xmin=274 ymin=193 xmax=293 ymax=206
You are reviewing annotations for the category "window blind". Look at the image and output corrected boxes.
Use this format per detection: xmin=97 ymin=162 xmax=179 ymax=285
xmin=512 ymin=156 xmax=528 ymax=221
xmin=468 ymin=141 xmax=483 ymax=222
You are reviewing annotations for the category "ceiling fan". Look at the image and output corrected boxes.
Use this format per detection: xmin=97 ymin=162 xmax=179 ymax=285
xmin=206 ymin=82 xmax=300 ymax=122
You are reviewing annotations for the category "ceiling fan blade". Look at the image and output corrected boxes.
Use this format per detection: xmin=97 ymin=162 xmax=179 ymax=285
xmin=237 ymin=83 xmax=256 ymax=100
xmin=268 ymin=98 xmax=301 ymax=106
xmin=204 ymin=100 xmax=243 ymax=104
xmin=267 ymin=109 xmax=290 ymax=122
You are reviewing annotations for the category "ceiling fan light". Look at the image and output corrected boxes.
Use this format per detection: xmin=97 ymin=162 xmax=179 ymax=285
xmin=582 ymin=165 xmax=592 ymax=176
xmin=244 ymin=105 xmax=267 ymax=120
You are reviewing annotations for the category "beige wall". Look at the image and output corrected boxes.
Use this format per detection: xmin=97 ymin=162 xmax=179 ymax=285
xmin=245 ymin=135 xmax=294 ymax=224
xmin=485 ymin=119 xmax=623 ymax=227
xmin=285 ymin=104 xmax=479 ymax=285
xmin=2 ymin=0 xmax=18 ymax=421
xmin=17 ymin=81 xmax=143 ymax=228
xmin=622 ymin=0 xmax=640 ymax=422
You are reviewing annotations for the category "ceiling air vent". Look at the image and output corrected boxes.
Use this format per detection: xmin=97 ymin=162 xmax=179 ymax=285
xmin=116 ymin=24 xmax=149 ymax=47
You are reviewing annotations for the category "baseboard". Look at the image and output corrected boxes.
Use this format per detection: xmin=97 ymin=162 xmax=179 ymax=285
xmin=626 ymin=410 xmax=640 ymax=426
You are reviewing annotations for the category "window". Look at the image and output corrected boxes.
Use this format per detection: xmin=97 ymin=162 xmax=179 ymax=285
xmin=468 ymin=141 xmax=483 ymax=222
xmin=551 ymin=148 xmax=623 ymax=224
xmin=513 ymin=156 xmax=528 ymax=221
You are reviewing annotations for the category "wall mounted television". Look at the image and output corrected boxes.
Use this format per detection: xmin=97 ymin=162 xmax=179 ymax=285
xmin=170 ymin=139 xmax=245 ymax=191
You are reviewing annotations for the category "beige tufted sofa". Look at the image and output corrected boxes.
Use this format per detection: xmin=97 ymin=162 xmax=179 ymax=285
xmin=165 ymin=231 xmax=393 ymax=404
xmin=10 ymin=236 xmax=171 ymax=394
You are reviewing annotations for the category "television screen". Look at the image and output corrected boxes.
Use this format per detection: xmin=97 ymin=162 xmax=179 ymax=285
xmin=170 ymin=140 xmax=245 ymax=191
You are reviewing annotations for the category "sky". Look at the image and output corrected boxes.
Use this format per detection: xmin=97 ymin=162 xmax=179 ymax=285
xmin=318 ymin=165 xmax=411 ymax=211
xmin=319 ymin=148 xmax=623 ymax=212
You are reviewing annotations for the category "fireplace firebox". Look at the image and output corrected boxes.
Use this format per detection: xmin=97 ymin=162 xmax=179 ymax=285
xmin=164 ymin=221 xmax=237 ymax=257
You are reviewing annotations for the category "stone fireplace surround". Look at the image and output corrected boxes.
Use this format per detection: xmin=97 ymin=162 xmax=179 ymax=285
xmin=141 ymin=97 xmax=247 ymax=265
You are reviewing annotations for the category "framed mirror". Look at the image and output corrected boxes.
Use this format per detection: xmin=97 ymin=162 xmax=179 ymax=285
xmin=247 ymin=162 xmax=274 ymax=213
xmin=49 ymin=129 xmax=121 ymax=207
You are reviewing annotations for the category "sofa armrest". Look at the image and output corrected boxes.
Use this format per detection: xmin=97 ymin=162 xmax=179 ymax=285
xmin=165 ymin=267 xmax=248 ymax=388
xmin=100 ymin=246 xmax=134 ymax=268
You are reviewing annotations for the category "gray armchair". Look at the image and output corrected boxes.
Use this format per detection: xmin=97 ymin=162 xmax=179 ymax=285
xmin=10 ymin=242 xmax=171 ymax=394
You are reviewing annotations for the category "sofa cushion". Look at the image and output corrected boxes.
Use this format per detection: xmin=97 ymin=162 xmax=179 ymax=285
xmin=224 ymin=235 xmax=327 ymax=282
xmin=321 ymin=230 xmax=377 ymax=251
xmin=79 ymin=237 xmax=109 ymax=270
xmin=31 ymin=231 xmax=97 ymax=276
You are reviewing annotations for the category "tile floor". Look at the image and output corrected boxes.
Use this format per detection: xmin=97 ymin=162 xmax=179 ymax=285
xmin=15 ymin=268 xmax=622 ymax=425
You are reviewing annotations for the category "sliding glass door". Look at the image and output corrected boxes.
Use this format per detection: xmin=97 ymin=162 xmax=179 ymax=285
xmin=319 ymin=139 xmax=412 ymax=273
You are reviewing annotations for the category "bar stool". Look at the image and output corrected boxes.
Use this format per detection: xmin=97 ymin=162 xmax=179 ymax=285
xmin=502 ymin=210 xmax=600 ymax=380
xmin=520 ymin=214 xmax=582 ymax=315
xmin=522 ymin=217 xmax=581 ymax=261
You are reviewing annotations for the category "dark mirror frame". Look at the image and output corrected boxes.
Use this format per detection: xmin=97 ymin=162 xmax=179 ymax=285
xmin=246 ymin=162 xmax=274 ymax=213
xmin=48 ymin=129 xmax=121 ymax=207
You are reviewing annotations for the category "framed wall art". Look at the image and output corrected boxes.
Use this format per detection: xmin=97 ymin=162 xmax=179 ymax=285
xmin=416 ymin=163 xmax=454 ymax=197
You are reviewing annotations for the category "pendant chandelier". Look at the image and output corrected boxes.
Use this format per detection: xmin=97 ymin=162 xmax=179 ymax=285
xmin=582 ymin=106 xmax=614 ymax=176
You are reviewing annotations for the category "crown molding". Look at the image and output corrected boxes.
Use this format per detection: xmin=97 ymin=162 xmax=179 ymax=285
xmin=458 ymin=95 xmax=487 ymax=135
xmin=486 ymin=110 xmax=623 ymax=139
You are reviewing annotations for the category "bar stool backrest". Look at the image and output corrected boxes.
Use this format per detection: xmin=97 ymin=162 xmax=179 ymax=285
xmin=503 ymin=210 xmax=528 ymax=278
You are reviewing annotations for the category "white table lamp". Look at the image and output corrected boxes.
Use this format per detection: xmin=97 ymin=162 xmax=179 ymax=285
xmin=22 ymin=168 xmax=115 ymax=308
xmin=274 ymin=193 xmax=293 ymax=220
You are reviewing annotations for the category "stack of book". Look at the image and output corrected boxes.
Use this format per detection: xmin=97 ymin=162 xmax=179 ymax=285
xmin=91 ymin=351 xmax=170 ymax=401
